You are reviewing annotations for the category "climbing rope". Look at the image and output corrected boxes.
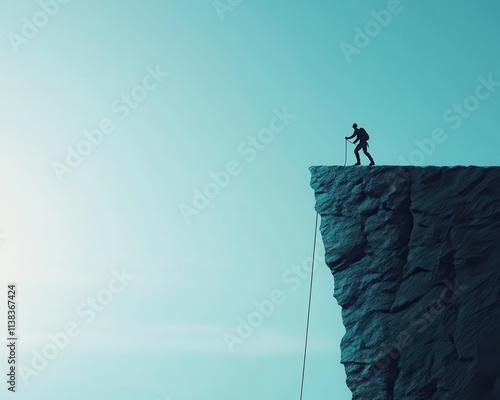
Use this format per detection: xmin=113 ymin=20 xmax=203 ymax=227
xmin=299 ymin=212 xmax=319 ymax=400
xmin=343 ymin=138 xmax=354 ymax=167
xmin=300 ymin=138 xmax=353 ymax=397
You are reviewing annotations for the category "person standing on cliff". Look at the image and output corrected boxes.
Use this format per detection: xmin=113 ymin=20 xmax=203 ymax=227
xmin=345 ymin=123 xmax=375 ymax=166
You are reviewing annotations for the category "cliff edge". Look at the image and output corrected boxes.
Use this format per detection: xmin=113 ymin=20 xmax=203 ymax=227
xmin=310 ymin=166 xmax=500 ymax=400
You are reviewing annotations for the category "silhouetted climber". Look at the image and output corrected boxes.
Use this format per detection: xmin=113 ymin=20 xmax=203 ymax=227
xmin=345 ymin=123 xmax=375 ymax=166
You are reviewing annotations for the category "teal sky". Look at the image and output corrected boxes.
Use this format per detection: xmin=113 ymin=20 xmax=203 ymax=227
xmin=0 ymin=1 xmax=499 ymax=399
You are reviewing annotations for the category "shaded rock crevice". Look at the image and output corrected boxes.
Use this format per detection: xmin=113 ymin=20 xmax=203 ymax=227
xmin=310 ymin=166 xmax=500 ymax=400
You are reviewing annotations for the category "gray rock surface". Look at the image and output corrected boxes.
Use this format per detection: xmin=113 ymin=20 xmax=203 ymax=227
xmin=310 ymin=166 xmax=500 ymax=400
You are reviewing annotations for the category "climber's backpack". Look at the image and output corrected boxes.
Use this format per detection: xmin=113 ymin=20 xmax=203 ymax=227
xmin=358 ymin=128 xmax=369 ymax=141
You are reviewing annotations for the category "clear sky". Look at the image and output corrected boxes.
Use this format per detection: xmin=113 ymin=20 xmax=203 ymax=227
xmin=0 ymin=1 xmax=499 ymax=399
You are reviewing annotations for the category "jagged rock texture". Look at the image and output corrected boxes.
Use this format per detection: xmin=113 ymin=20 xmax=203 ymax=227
xmin=310 ymin=166 xmax=500 ymax=400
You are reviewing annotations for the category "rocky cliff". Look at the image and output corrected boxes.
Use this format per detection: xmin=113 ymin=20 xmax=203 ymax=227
xmin=309 ymin=166 xmax=500 ymax=400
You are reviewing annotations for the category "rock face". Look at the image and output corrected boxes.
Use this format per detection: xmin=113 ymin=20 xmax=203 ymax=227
xmin=309 ymin=166 xmax=500 ymax=400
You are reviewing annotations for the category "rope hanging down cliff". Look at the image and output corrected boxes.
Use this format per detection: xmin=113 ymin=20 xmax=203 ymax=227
xmin=344 ymin=138 xmax=355 ymax=167
xmin=299 ymin=212 xmax=319 ymax=400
